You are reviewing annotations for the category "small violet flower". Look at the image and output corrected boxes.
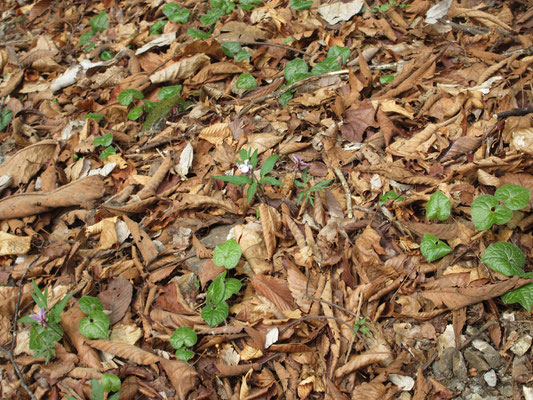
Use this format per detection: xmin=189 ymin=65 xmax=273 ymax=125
xmin=237 ymin=159 xmax=253 ymax=174
xmin=291 ymin=154 xmax=311 ymax=170
xmin=29 ymin=307 xmax=48 ymax=328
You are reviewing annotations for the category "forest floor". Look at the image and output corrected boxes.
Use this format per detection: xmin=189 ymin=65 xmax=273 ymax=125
xmin=0 ymin=0 xmax=532 ymax=399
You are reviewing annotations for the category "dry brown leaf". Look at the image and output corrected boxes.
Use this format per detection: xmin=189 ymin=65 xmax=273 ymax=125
xmin=234 ymin=223 xmax=272 ymax=275
xmin=150 ymin=54 xmax=210 ymax=84
xmin=136 ymin=156 xmax=172 ymax=200
xmin=0 ymin=140 xmax=56 ymax=186
xmin=402 ymin=221 xmax=458 ymax=240
xmin=123 ymin=216 xmax=158 ymax=266
xmin=258 ymin=204 xmax=281 ymax=260
xmin=159 ymin=358 xmax=198 ymax=400
xmin=88 ymin=339 xmax=160 ymax=365
xmin=198 ymin=122 xmax=232 ymax=146
xmin=251 ymin=274 xmax=295 ymax=312
xmin=350 ymin=382 xmax=387 ymax=400
xmin=0 ymin=231 xmax=32 ymax=256
xmin=102 ymin=197 xmax=158 ymax=215
xmin=334 ymin=342 xmax=392 ymax=378
xmin=98 ymin=277 xmax=133 ymax=325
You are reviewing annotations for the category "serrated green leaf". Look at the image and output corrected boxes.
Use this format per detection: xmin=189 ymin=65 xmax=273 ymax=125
xmin=93 ymin=132 xmax=113 ymax=147
xmin=117 ymin=89 xmax=144 ymax=106
xmin=247 ymin=180 xmax=258 ymax=204
xmin=170 ymin=326 xmax=198 ymax=349
xmin=380 ymin=74 xmax=395 ymax=84
xmin=311 ymin=57 xmax=341 ymax=75
xmin=213 ymin=238 xmax=242 ymax=269
xmin=207 ymin=272 xmax=227 ymax=304
xmin=78 ymin=311 xmax=109 ymax=339
xmin=290 ymin=0 xmax=313 ymax=10
xmin=158 ymin=85 xmax=182 ymax=99
xmin=201 ymin=300 xmax=229 ymax=327
xmin=481 ymin=242 xmax=526 ymax=277
xmin=127 ymin=106 xmax=143 ymax=121
xmin=221 ymin=41 xmax=241 ymax=57
xmin=420 ymin=234 xmax=451 ymax=262
xmin=471 ymin=194 xmax=513 ymax=230
xmin=235 ymin=73 xmax=257 ymax=90
xmin=176 ymin=347 xmax=195 ymax=362
xmin=502 ymin=283 xmax=533 ymax=311
xmin=149 ymin=20 xmax=167 ymax=35
xmin=260 ymin=154 xmax=279 ymax=178
xmin=90 ymin=11 xmax=108 ymax=33
xmin=327 ymin=45 xmax=350 ymax=64
xmin=101 ymin=374 xmax=121 ymax=393
xmin=223 ymin=278 xmax=242 ymax=300
xmin=494 ymin=184 xmax=530 ymax=210
xmin=284 ymin=58 xmax=309 ymax=84
xmin=426 ymin=190 xmax=451 ymax=221
xmin=212 ymin=175 xmax=252 ymax=185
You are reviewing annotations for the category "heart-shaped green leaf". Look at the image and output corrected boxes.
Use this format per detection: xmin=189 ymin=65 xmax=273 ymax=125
xmin=471 ymin=194 xmax=512 ymax=230
xmin=213 ymin=239 xmax=242 ymax=269
xmin=420 ymin=234 xmax=451 ymax=262
xmin=481 ymin=241 xmax=526 ymax=277
xmin=170 ymin=326 xmax=198 ymax=349
xmin=494 ymin=184 xmax=530 ymax=210
xmin=426 ymin=190 xmax=451 ymax=221
xmin=78 ymin=311 xmax=109 ymax=339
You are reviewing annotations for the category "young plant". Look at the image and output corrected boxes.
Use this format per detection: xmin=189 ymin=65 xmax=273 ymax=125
xmin=290 ymin=0 xmax=313 ymax=10
xmin=117 ymin=88 xmax=145 ymax=121
xmin=93 ymin=132 xmax=116 ymax=160
xmin=353 ymin=318 xmax=370 ymax=336
xmin=294 ymin=169 xmax=333 ymax=207
xmin=170 ymin=327 xmax=197 ymax=362
xmin=222 ymin=42 xmax=252 ymax=62
xmin=19 ymin=280 xmax=72 ymax=363
xmin=142 ymin=85 xmax=192 ymax=131
xmin=370 ymin=0 xmax=408 ymax=13
xmin=481 ymin=242 xmax=533 ymax=311
xmin=379 ymin=74 xmax=395 ymax=84
xmin=0 ymin=108 xmax=13 ymax=131
xmin=79 ymin=11 xmax=109 ymax=52
xmin=78 ymin=296 xmax=110 ymax=340
xmin=471 ymin=184 xmax=530 ymax=230
xmin=202 ymin=271 xmax=241 ymax=327
xmin=213 ymin=148 xmax=283 ymax=204
xmin=162 ymin=2 xmax=190 ymax=23
xmin=213 ymin=238 xmax=242 ymax=269
xmin=426 ymin=190 xmax=451 ymax=221
xmin=66 ymin=373 xmax=121 ymax=400
xmin=379 ymin=190 xmax=405 ymax=206
xmin=420 ymin=234 xmax=451 ymax=263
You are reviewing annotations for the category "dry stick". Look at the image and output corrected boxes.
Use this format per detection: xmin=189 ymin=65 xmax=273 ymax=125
xmin=0 ymin=256 xmax=41 ymax=400
xmin=494 ymin=107 xmax=533 ymax=119
xmin=334 ymin=167 xmax=353 ymax=219
xmin=437 ymin=18 xmax=519 ymax=41
xmin=420 ymin=319 xmax=497 ymax=371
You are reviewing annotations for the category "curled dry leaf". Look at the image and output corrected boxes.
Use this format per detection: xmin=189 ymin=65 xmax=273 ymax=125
xmin=0 ymin=140 xmax=56 ymax=186
xmin=97 ymin=277 xmax=133 ymax=325
xmin=250 ymin=274 xmax=295 ymax=312
xmin=159 ymin=358 xmax=198 ymax=400
xmin=149 ymin=54 xmax=210 ymax=84
xmin=234 ymin=223 xmax=272 ymax=275
xmin=88 ymin=339 xmax=160 ymax=365
xmin=334 ymin=342 xmax=392 ymax=378
xmin=258 ymin=204 xmax=281 ymax=260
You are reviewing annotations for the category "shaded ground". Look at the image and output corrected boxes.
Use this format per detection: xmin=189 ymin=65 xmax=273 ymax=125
xmin=0 ymin=0 xmax=533 ymax=399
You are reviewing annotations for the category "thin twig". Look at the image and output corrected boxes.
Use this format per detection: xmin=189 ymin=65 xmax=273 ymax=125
xmin=335 ymin=167 xmax=353 ymax=219
xmin=494 ymin=107 xmax=533 ymax=119
xmin=0 ymin=256 xmax=41 ymax=400
xmin=221 ymin=40 xmax=311 ymax=56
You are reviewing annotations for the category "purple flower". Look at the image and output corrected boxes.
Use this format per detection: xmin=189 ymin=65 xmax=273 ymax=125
xmin=291 ymin=154 xmax=311 ymax=170
xmin=29 ymin=307 xmax=48 ymax=328
xmin=237 ymin=159 xmax=252 ymax=174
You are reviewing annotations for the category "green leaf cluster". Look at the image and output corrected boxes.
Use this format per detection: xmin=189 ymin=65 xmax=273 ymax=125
xmin=170 ymin=327 xmax=197 ymax=362
xmin=471 ymin=184 xmax=530 ymax=230
xmin=78 ymin=296 xmax=109 ymax=340
xmin=162 ymin=3 xmax=190 ymax=23
xmin=379 ymin=190 xmax=404 ymax=206
xmin=222 ymin=42 xmax=252 ymax=62
xmin=202 ymin=271 xmax=241 ymax=327
xmin=79 ymin=11 xmax=109 ymax=52
xmin=379 ymin=74 xmax=395 ymax=84
xmin=353 ymin=318 xmax=370 ymax=335
xmin=481 ymin=242 xmax=533 ymax=311
xmin=295 ymin=170 xmax=333 ymax=207
xmin=93 ymin=132 xmax=116 ymax=160
xmin=213 ymin=238 xmax=242 ymax=269
xmin=370 ymin=0 xmax=408 ymax=13
xmin=66 ymin=374 xmax=121 ymax=400
xmin=19 ymin=280 xmax=72 ymax=363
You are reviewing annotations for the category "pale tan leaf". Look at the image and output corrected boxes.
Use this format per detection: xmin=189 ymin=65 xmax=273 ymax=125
xmin=278 ymin=142 xmax=311 ymax=155
xmin=198 ymin=122 xmax=232 ymax=146
xmin=286 ymin=260 xmax=314 ymax=313
xmin=334 ymin=342 xmax=392 ymax=378
xmin=350 ymin=382 xmax=387 ymax=400
xmin=150 ymin=54 xmax=210 ymax=84
xmin=0 ymin=231 xmax=32 ymax=256
xmin=102 ymin=197 xmax=158 ymax=215
xmin=242 ymin=133 xmax=284 ymax=155
xmin=0 ymin=140 xmax=56 ymax=186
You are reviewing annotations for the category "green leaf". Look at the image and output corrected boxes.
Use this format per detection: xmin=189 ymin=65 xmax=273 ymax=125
xmin=142 ymin=94 xmax=183 ymax=131
xmin=187 ymin=28 xmax=210 ymax=39
xmin=290 ymin=0 xmax=313 ymax=10
xmin=327 ymin=45 xmax=350 ymax=64
xmin=235 ymin=73 xmax=257 ymax=90
xmin=222 ymin=42 xmax=242 ymax=57
xmin=91 ymin=379 xmax=105 ymax=400
xmin=379 ymin=190 xmax=401 ymax=206
xmin=283 ymin=37 xmax=295 ymax=44
xmin=158 ymin=85 xmax=182 ymax=99
xmin=101 ymin=374 xmax=121 ymax=393
xmin=260 ymin=154 xmax=279 ymax=178
xmin=481 ymin=242 xmax=526 ymax=277
xmin=247 ymin=180 xmax=258 ymax=204
xmin=211 ymin=0 xmax=235 ymax=14
xmin=93 ymin=132 xmax=113 ymax=147
xmin=162 ymin=3 xmax=190 ymax=23
xmin=471 ymin=194 xmax=513 ymax=230
xmin=234 ymin=49 xmax=252 ymax=62
xmin=201 ymin=300 xmax=229 ymax=327
xmin=149 ymin=20 xmax=167 ymax=35
xmin=200 ymin=8 xmax=225 ymax=25
xmin=494 ymin=184 xmax=530 ymax=210
xmin=143 ymin=100 xmax=158 ymax=114
xmin=284 ymin=58 xmax=310 ymax=84
xmin=223 ymin=278 xmax=242 ymax=300
xmin=117 ymin=89 xmax=144 ymax=106
xmin=426 ymin=190 xmax=451 ymax=221
xmin=239 ymin=0 xmax=262 ymax=11
xmin=128 ymin=107 xmax=143 ymax=121
xmin=213 ymin=238 xmax=242 ymax=269
xmin=79 ymin=31 xmax=94 ymax=46
xmin=176 ymin=347 xmax=195 ymax=362
xmin=420 ymin=234 xmax=451 ymax=262
xmin=311 ymin=57 xmax=341 ymax=75
xmin=250 ymin=149 xmax=258 ymax=168
xmin=170 ymin=326 xmax=198 ymax=349
xmin=502 ymin=283 xmax=533 ymax=311
xmin=207 ymin=272 xmax=227 ymax=304
xmin=85 ymin=113 xmax=104 ymax=120
xmin=259 ymin=176 xmax=283 ymax=186
xmin=49 ymin=293 xmax=73 ymax=322
xmin=90 ymin=11 xmax=108 ymax=33
xmin=79 ymin=296 xmax=104 ymax=315
xmin=279 ymin=90 xmax=294 ymax=106
xmin=213 ymin=174 xmax=252 ymax=185
xmin=99 ymin=146 xmax=116 ymax=160
xmin=310 ymin=178 xmax=334 ymax=190
xmin=0 ymin=108 xmax=13 ymax=131
xmin=99 ymin=50 xmax=114 ymax=61
xmin=31 ymin=279 xmax=47 ymax=307
xmin=78 ymin=311 xmax=109 ymax=339
xmin=380 ymin=74 xmax=395 ymax=84
xmin=83 ymin=42 xmax=96 ymax=53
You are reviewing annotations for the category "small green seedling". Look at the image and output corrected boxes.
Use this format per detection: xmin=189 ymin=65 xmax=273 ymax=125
xmin=471 ymin=184 xmax=530 ymax=230
xmin=19 ymin=280 xmax=72 ymax=363
xmin=370 ymin=0 xmax=408 ymax=13
xmin=117 ymin=88 xmax=145 ymax=121
xmin=290 ymin=0 xmax=313 ymax=10
xmin=66 ymin=373 xmax=121 ymax=400
xmin=78 ymin=296 xmax=110 ymax=340
xmin=85 ymin=113 xmax=104 ymax=120
xmin=235 ymin=73 xmax=257 ymax=90
xmin=149 ymin=20 xmax=168 ymax=35
xmin=238 ymin=0 xmax=262 ymax=10
xmin=294 ymin=169 xmax=333 ymax=207
xmin=420 ymin=234 xmax=450 ymax=263
xmin=162 ymin=3 xmax=190 ymax=23
xmin=202 ymin=271 xmax=241 ymax=327
xmin=213 ymin=238 xmax=242 ymax=269
xmin=0 ymin=108 xmax=13 ymax=131
xmin=170 ymin=327 xmax=197 ymax=362
xmin=93 ymin=132 xmax=116 ymax=160
xmin=379 ymin=190 xmax=404 ymax=206
xmin=379 ymin=74 xmax=395 ymax=84
xmin=222 ymin=42 xmax=252 ymax=62
xmin=79 ymin=11 xmax=109 ymax=52
xmin=353 ymin=318 xmax=370 ymax=336
xmin=426 ymin=190 xmax=451 ymax=221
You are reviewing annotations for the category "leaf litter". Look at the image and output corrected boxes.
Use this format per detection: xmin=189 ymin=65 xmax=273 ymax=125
xmin=0 ymin=0 xmax=533 ymax=399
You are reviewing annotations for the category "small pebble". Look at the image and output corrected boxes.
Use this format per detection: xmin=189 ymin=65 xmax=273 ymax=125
xmin=484 ymin=370 xmax=497 ymax=387
xmin=510 ymin=334 xmax=532 ymax=357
